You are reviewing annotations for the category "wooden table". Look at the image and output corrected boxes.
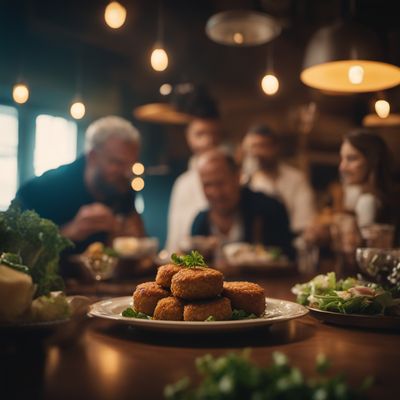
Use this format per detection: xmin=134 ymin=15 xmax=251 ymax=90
xmin=1 ymin=271 xmax=399 ymax=400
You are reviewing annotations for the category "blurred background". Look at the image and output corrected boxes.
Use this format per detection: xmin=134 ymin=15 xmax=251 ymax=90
xmin=1 ymin=0 xmax=399 ymax=247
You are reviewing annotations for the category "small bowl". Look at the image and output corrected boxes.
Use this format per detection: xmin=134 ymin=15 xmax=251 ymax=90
xmin=356 ymin=247 xmax=400 ymax=287
xmin=113 ymin=237 xmax=159 ymax=259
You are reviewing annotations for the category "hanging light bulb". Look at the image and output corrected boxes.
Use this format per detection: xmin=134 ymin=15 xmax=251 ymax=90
xmin=12 ymin=83 xmax=29 ymax=104
xmin=159 ymin=83 xmax=172 ymax=95
xmin=104 ymin=1 xmax=127 ymax=29
xmin=348 ymin=65 xmax=364 ymax=85
xmin=375 ymin=100 xmax=390 ymax=119
xmin=151 ymin=45 xmax=168 ymax=71
xmin=232 ymin=32 xmax=244 ymax=45
xmin=261 ymin=74 xmax=279 ymax=95
xmin=70 ymin=101 xmax=86 ymax=120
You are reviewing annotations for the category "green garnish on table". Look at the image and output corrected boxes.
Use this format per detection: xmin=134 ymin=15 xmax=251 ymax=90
xmin=164 ymin=351 xmax=372 ymax=399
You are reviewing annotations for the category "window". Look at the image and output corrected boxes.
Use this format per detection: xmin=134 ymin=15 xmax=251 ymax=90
xmin=34 ymin=114 xmax=77 ymax=176
xmin=0 ymin=105 xmax=18 ymax=210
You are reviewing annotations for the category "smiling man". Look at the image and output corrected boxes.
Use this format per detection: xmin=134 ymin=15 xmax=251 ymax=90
xmin=191 ymin=148 xmax=294 ymax=258
xmin=16 ymin=116 xmax=145 ymax=254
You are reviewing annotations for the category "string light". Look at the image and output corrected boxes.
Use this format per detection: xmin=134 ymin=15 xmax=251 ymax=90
xmin=132 ymin=162 xmax=145 ymax=175
xmin=104 ymin=1 xmax=127 ymax=29
xmin=232 ymin=32 xmax=244 ymax=44
xmin=348 ymin=65 xmax=364 ymax=85
xmin=70 ymin=101 xmax=86 ymax=119
xmin=131 ymin=177 xmax=145 ymax=191
xmin=374 ymin=99 xmax=390 ymax=118
xmin=159 ymin=83 xmax=172 ymax=95
xmin=151 ymin=47 xmax=168 ymax=71
xmin=12 ymin=83 xmax=29 ymax=104
xmin=261 ymin=74 xmax=279 ymax=95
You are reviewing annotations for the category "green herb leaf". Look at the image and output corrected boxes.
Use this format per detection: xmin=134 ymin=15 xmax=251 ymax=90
xmin=231 ymin=309 xmax=257 ymax=320
xmin=205 ymin=315 xmax=216 ymax=322
xmin=103 ymin=247 xmax=119 ymax=258
xmin=165 ymin=351 xmax=371 ymax=400
xmin=171 ymin=250 xmax=206 ymax=268
xmin=121 ymin=307 xmax=151 ymax=319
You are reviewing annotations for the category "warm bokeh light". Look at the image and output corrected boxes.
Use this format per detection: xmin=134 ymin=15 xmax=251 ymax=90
xmin=151 ymin=47 xmax=168 ymax=71
xmin=104 ymin=1 xmax=127 ymax=29
xmin=261 ymin=74 xmax=279 ymax=95
xmin=70 ymin=101 xmax=86 ymax=119
xmin=132 ymin=162 xmax=144 ymax=175
xmin=12 ymin=83 xmax=29 ymax=104
xmin=233 ymin=32 xmax=244 ymax=44
xmin=131 ymin=177 xmax=144 ymax=191
xmin=375 ymin=99 xmax=390 ymax=119
xmin=348 ymin=65 xmax=364 ymax=84
xmin=159 ymin=83 xmax=172 ymax=96
xmin=301 ymin=60 xmax=400 ymax=93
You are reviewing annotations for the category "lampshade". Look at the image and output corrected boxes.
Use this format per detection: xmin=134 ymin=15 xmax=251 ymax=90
xmin=133 ymin=103 xmax=192 ymax=125
xmin=205 ymin=10 xmax=281 ymax=46
xmin=362 ymin=113 xmax=400 ymax=127
xmin=301 ymin=20 xmax=400 ymax=93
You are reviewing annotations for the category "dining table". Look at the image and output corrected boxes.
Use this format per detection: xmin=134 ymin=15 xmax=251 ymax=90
xmin=1 ymin=261 xmax=399 ymax=400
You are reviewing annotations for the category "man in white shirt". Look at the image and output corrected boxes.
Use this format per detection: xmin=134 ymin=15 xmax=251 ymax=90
xmin=241 ymin=124 xmax=315 ymax=235
xmin=165 ymin=117 xmax=223 ymax=252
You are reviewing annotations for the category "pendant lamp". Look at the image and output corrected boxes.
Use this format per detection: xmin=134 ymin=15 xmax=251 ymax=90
xmin=206 ymin=10 xmax=281 ymax=46
xmin=301 ymin=20 xmax=400 ymax=93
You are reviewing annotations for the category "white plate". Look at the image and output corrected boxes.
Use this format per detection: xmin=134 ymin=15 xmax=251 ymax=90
xmin=0 ymin=295 xmax=89 ymax=331
xmin=308 ymin=307 xmax=400 ymax=330
xmin=88 ymin=297 xmax=308 ymax=333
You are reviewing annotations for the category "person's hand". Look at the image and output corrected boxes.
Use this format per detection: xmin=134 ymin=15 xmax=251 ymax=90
xmin=60 ymin=203 xmax=118 ymax=242
xmin=111 ymin=213 xmax=145 ymax=238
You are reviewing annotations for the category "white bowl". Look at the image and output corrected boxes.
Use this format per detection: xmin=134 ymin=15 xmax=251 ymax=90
xmin=113 ymin=237 xmax=159 ymax=259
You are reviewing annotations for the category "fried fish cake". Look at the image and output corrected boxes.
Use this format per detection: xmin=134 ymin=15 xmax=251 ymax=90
xmin=171 ymin=267 xmax=224 ymax=300
xmin=153 ymin=297 xmax=184 ymax=321
xmin=184 ymin=297 xmax=232 ymax=321
xmin=222 ymin=281 xmax=265 ymax=316
xmin=133 ymin=281 xmax=170 ymax=316
xmin=155 ymin=264 xmax=182 ymax=289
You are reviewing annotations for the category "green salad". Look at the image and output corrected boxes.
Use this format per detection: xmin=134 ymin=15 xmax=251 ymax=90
xmin=292 ymin=272 xmax=400 ymax=316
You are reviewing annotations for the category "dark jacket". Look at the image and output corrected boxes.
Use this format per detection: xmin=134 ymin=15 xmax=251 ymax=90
xmin=16 ymin=156 xmax=136 ymax=254
xmin=191 ymin=187 xmax=295 ymax=258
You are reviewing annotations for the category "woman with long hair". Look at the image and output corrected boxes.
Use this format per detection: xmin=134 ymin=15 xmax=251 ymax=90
xmin=338 ymin=129 xmax=392 ymax=227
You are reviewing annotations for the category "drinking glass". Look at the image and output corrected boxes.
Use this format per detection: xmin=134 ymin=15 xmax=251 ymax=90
xmin=360 ymin=224 xmax=395 ymax=249
xmin=330 ymin=213 xmax=362 ymax=276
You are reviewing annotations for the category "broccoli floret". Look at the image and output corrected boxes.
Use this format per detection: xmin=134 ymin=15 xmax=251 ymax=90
xmin=0 ymin=202 xmax=73 ymax=297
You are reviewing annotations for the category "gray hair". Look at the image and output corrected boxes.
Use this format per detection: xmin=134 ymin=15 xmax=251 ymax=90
xmin=197 ymin=147 xmax=238 ymax=174
xmin=85 ymin=116 xmax=141 ymax=152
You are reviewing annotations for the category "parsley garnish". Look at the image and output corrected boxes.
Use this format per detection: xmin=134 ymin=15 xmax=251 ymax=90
xmin=205 ymin=315 xmax=216 ymax=322
xmin=164 ymin=351 xmax=373 ymax=399
xmin=122 ymin=307 xmax=151 ymax=319
xmin=231 ymin=309 xmax=258 ymax=320
xmin=171 ymin=250 xmax=207 ymax=268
